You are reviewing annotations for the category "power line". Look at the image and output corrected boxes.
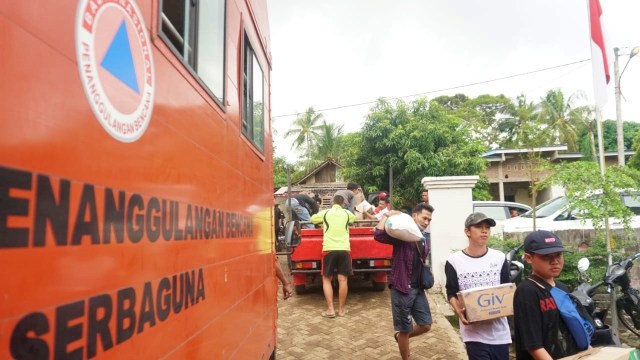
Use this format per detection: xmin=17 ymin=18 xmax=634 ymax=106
xmin=272 ymin=59 xmax=591 ymax=119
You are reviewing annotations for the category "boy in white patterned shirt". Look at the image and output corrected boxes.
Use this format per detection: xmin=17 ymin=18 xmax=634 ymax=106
xmin=445 ymin=212 xmax=511 ymax=360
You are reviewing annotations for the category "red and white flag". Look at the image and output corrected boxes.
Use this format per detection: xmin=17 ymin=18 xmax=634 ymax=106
xmin=589 ymin=0 xmax=610 ymax=109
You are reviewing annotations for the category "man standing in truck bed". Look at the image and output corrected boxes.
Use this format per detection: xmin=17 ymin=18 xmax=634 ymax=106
xmin=310 ymin=195 xmax=355 ymax=318
xmin=285 ymin=193 xmax=319 ymax=228
xmin=333 ymin=182 xmax=360 ymax=213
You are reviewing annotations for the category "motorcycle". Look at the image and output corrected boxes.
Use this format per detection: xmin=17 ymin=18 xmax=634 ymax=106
xmin=506 ymin=244 xmax=524 ymax=284
xmin=575 ymin=253 xmax=640 ymax=338
xmin=505 ymin=244 xmax=525 ymax=340
xmin=572 ymin=257 xmax=622 ymax=345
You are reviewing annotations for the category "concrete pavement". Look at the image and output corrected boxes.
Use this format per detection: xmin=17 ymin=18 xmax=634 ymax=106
xmin=275 ymin=263 xmax=467 ymax=359
xmin=274 ymin=260 xmax=640 ymax=359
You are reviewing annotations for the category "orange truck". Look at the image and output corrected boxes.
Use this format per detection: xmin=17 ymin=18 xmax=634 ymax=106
xmin=1 ymin=0 xmax=279 ymax=358
xmin=287 ymin=222 xmax=393 ymax=294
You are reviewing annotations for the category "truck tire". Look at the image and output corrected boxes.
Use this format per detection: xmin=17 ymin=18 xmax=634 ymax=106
xmin=294 ymin=284 xmax=306 ymax=295
xmin=372 ymin=281 xmax=387 ymax=291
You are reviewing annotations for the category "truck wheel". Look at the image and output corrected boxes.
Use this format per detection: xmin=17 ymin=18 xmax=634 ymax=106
xmin=372 ymin=281 xmax=387 ymax=291
xmin=294 ymin=284 xmax=306 ymax=295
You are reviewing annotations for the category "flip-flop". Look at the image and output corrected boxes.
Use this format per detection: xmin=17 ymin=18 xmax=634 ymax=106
xmin=338 ymin=310 xmax=348 ymax=316
xmin=394 ymin=332 xmax=400 ymax=343
xmin=321 ymin=312 xmax=336 ymax=318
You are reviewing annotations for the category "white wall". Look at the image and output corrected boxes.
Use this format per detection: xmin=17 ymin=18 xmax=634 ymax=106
xmin=422 ymin=176 xmax=478 ymax=294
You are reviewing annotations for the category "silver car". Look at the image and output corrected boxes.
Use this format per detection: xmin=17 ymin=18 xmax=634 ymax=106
xmin=473 ymin=201 xmax=531 ymax=221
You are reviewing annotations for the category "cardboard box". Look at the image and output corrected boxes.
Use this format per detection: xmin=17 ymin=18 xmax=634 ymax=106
xmin=457 ymin=283 xmax=515 ymax=322
xmin=559 ymin=346 xmax=640 ymax=360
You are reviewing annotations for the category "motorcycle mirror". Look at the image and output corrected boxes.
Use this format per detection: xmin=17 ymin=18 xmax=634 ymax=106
xmin=506 ymin=244 xmax=523 ymax=262
xmin=577 ymin=257 xmax=590 ymax=273
xmin=284 ymin=220 xmax=302 ymax=248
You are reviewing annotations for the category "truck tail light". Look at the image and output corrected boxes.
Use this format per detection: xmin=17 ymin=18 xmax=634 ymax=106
xmin=295 ymin=262 xmax=317 ymax=269
xmin=369 ymin=260 xmax=391 ymax=267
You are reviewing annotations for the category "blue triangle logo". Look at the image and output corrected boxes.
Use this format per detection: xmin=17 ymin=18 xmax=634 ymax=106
xmin=100 ymin=20 xmax=140 ymax=94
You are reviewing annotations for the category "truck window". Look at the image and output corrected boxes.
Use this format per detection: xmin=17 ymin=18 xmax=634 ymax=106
xmin=160 ymin=0 xmax=226 ymax=103
xmin=242 ymin=35 xmax=264 ymax=152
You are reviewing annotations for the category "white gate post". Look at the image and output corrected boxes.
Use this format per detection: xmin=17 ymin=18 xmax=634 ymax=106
xmin=422 ymin=176 xmax=479 ymax=294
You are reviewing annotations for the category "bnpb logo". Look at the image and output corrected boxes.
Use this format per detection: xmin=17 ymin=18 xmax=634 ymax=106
xmin=75 ymin=0 xmax=155 ymax=143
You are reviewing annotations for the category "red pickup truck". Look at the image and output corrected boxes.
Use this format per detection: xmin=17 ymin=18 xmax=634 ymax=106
xmin=285 ymin=221 xmax=393 ymax=294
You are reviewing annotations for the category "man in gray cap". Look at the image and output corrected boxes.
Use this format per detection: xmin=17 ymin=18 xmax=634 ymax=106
xmin=445 ymin=212 xmax=511 ymax=360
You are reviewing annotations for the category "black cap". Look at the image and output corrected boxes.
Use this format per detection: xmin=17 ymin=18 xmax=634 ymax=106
xmin=464 ymin=212 xmax=496 ymax=228
xmin=524 ymin=230 xmax=569 ymax=255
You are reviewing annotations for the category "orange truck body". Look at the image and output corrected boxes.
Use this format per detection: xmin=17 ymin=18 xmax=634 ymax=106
xmin=0 ymin=0 xmax=277 ymax=358
xmin=289 ymin=226 xmax=393 ymax=293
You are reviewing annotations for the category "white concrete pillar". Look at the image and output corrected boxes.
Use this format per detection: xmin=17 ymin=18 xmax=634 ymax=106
xmin=422 ymin=175 xmax=479 ymax=293
xmin=498 ymin=162 xmax=505 ymax=201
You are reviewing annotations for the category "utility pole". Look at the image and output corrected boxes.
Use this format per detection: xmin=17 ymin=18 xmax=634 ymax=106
xmin=388 ymin=165 xmax=393 ymax=207
xmin=286 ymin=165 xmax=292 ymax=220
xmin=614 ymin=47 xmax=624 ymax=165
xmin=614 ymin=46 xmax=640 ymax=166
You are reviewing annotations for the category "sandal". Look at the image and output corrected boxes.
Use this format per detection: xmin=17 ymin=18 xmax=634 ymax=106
xmin=321 ymin=312 xmax=336 ymax=318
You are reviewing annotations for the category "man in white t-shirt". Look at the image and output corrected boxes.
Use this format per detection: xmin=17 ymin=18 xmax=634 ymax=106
xmin=445 ymin=212 xmax=511 ymax=360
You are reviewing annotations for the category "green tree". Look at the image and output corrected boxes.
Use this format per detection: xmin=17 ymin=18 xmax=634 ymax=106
xmin=473 ymin=175 xmax=493 ymax=201
xmin=273 ymin=155 xmax=290 ymax=189
xmin=339 ymin=132 xmax=362 ymax=166
xmin=542 ymin=161 xmax=640 ymax=233
xmin=309 ymin=120 xmax=344 ymax=165
xmin=342 ymin=98 xmax=488 ymax=209
xmin=588 ymin=120 xmax=640 ymax=166
xmin=432 ymin=93 xmax=469 ymax=111
xmin=538 ymin=89 xmax=592 ymax=152
xmin=498 ymin=94 xmax=544 ymax=149
xmin=600 ymin=119 xmax=640 ymax=150
xmin=284 ymin=107 xmax=323 ymax=168
xmin=539 ymin=162 xmax=640 ymax=286
xmin=452 ymin=94 xmax=515 ymax=147
xmin=567 ymin=104 xmax=596 ymax=160
xmin=622 ymin=121 xmax=640 ymax=150
xmin=497 ymin=94 xmax=554 ymax=222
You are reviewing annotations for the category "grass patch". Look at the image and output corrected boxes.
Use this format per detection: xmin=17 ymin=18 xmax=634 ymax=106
xmin=445 ymin=313 xmax=460 ymax=329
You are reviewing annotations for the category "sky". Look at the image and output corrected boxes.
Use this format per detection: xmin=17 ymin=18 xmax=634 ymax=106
xmin=267 ymin=0 xmax=640 ymax=162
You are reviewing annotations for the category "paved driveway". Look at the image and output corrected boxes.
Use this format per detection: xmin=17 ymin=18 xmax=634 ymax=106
xmin=276 ymin=258 xmax=467 ymax=359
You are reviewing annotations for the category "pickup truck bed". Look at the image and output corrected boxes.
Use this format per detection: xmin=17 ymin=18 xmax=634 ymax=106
xmin=288 ymin=223 xmax=393 ymax=294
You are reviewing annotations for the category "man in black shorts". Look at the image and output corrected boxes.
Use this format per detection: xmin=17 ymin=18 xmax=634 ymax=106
xmin=310 ymin=195 xmax=355 ymax=318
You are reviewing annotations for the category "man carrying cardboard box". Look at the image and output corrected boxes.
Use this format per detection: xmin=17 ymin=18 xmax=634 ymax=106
xmin=445 ymin=212 xmax=511 ymax=360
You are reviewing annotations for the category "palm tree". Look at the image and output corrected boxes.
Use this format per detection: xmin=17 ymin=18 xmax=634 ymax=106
xmin=310 ymin=120 xmax=344 ymax=165
xmin=539 ymin=89 xmax=591 ymax=152
xmin=499 ymin=94 xmax=541 ymax=148
xmin=570 ymin=104 xmax=597 ymax=162
xmin=284 ymin=107 xmax=323 ymax=161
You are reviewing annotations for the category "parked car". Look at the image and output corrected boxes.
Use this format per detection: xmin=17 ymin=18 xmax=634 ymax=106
xmin=501 ymin=192 xmax=640 ymax=234
xmin=473 ymin=201 xmax=531 ymax=221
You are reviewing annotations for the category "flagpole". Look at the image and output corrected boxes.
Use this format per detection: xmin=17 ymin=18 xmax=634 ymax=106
xmin=589 ymin=0 xmax=617 ymax=333
xmin=595 ymin=107 xmax=612 ymax=265
xmin=596 ymin=105 xmax=618 ymax=333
